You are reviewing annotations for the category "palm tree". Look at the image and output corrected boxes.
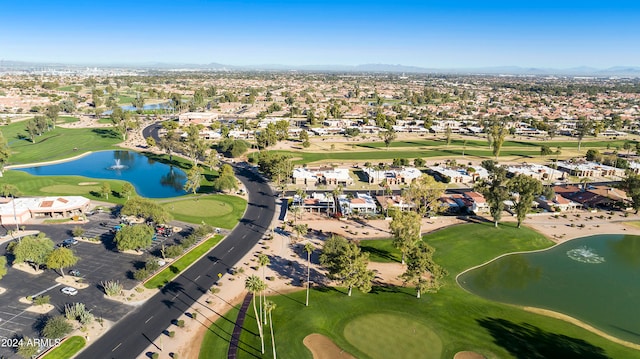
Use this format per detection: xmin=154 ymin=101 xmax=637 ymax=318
xmin=258 ymin=254 xmax=270 ymax=323
xmin=304 ymin=242 xmax=314 ymax=306
xmin=244 ymin=275 xmax=266 ymax=354
xmin=265 ymin=300 xmax=277 ymax=359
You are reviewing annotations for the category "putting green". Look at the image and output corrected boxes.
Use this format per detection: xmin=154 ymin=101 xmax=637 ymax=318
xmin=344 ymin=313 xmax=442 ymax=359
xmin=165 ymin=198 xmax=233 ymax=217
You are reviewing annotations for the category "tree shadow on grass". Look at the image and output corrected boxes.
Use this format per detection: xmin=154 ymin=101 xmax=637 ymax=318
xmin=360 ymin=245 xmax=398 ymax=263
xmin=477 ymin=317 xmax=610 ymax=359
xmin=91 ymin=128 xmax=120 ymax=138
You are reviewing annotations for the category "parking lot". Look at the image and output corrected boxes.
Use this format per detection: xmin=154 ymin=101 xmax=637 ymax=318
xmin=0 ymin=210 xmax=193 ymax=357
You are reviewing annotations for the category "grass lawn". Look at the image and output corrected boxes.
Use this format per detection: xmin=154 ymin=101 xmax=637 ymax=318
xmin=624 ymin=221 xmax=640 ymax=229
xmin=43 ymin=336 xmax=86 ymax=359
xmin=252 ymin=148 xmax=541 ymax=165
xmin=201 ymin=222 xmax=640 ymax=358
xmin=2 ymin=120 xmax=121 ymax=165
xmin=144 ymin=234 xmax=223 ymax=289
xmin=162 ymin=195 xmax=246 ymax=229
xmin=2 ymin=170 xmax=132 ymax=205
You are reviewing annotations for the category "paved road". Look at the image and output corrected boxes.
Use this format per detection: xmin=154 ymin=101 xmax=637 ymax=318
xmin=77 ymin=163 xmax=275 ymax=359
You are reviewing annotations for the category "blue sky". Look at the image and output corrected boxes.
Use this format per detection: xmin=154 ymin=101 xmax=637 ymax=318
xmin=1 ymin=0 xmax=638 ymax=68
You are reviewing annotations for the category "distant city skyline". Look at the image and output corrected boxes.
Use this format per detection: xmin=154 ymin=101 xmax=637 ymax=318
xmin=1 ymin=0 xmax=638 ymax=68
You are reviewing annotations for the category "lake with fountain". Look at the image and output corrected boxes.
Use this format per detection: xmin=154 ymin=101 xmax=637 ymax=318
xmin=458 ymin=234 xmax=640 ymax=344
xmin=14 ymin=150 xmax=187 ymax=198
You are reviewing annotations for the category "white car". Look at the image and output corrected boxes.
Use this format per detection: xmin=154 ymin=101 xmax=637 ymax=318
xmin=61 ymin=287 xmax=78 ymax=296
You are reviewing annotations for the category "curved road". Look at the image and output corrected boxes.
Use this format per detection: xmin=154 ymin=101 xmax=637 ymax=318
xmin=77 ymin=163 xmax=275 ymax=359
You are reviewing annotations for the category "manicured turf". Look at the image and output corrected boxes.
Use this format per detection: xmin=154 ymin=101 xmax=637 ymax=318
xmin=144 ymin=234 xmax=223 ymax=289
xmin=201 ymin=222 xmax=640 ymax=359
xmin=344 ymin=313 xmax=442 ymax=359
xmin=2 ymin=170 xmax=132 ymax=205
xmin=2 ymin=120 xmax=121 ymax=164
xmin=43 ymin=336 xmax=86 ymax=359
xmin=357 ymin=138 xmax=635 ymax=150
xmin=162 ymin=196 xmax=246 ymax=229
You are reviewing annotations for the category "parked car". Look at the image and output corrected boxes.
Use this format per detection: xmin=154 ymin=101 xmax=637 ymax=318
xmin=68 ymin=269 xmax=81 ymax=277
xmin=61 ymin=287 xmax=78 ymax=296
xmin=61 ymin=238 xmax=79 ymax=247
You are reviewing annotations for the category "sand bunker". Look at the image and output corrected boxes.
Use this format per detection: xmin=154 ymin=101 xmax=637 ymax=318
xmin=454 ymin=351 xmax=486 ymax=359
xmin=303 ymin=333 xmax=355 ymax=359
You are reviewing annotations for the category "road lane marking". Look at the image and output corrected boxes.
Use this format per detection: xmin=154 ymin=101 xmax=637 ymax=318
xmin=194 ymin=275 xmax=201 ymax=281
xmin=112 ymin=343 xmax=122 ymax=351
xmin=145 ymin=316 xmax=154 ymax=323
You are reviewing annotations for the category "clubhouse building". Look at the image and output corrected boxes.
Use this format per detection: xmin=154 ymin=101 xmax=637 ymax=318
xmin=0 ymin=196 xmax=91 ymax=226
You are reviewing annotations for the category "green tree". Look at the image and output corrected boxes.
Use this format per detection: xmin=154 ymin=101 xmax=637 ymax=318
xmin=245 ymin=275 xmax=266 ymax=354
xmin=379 ymin=129 xmax=396 ymax=150
xmin=401 ymin=174 xmax=446 ymax=216
xmin=621 ymin=172 xmax=640 ymax=213
xmin=131 ymin=94 xmax=145 ymax=113
xmin=293 ymin=223 xmax=308 ymax=242
xmin=488 ymin=118 xmax=508 ymax=159
xmin=0 ymin=183 xmax=20 ymax=198
xmin=540 ymin=145 xmax=553 ymax=158
xmin=319 ymin=235 xmax=374 ymax=296
xmin=42 ymin=315 xmax=73 ymax=339
xmin=145 ymin=136 xmax=156 ymax=148
xmin=475 ymin=160 xmax=509 ymax=227
xmin=121 ymin=197 xmax=172 ymax=223
xmin=110 ymin=107 xmax=130 ymax=140
xmin=265 ymin=299 xmax=277 ymax=359
xmin=258 ymin=254 xmax=270 ymax=323
xmin=575 ymin=117 xmax=593 ymax=152
xmin=256 ymin=123 xmax=279 ymax=149
xmin=400 ymin=241 xmax=446 ymax=298
xmin=46 ymin=247 xmax=78 ymax=277
xmin=213 ymin=164 xmax=238 ymax=193
xmin=45 ymin=104 xmax=60 ymax=128
xmin=121 ymin=182 xmax=134 ymax=200
xmin=389 ymin=211 xmax=421 ymax=265
xmin=0 ymin=256 xmax=7 ymax=280
xmin=114 ymin=224 xmax=154 ymax=251
xmin=158 ymin=131 xmax=180 ymax=161
xmin=508 ymin=174 xmax=543 ymax=228
xmin=184 ymin=166 xmax=203 ymax=195
xmin=304 ymin=242 xmax=314 ymax=306
xmin=12 ymin=233 xmax=54 ymax=270
xmin=17 ymin=337 xmax=40 ymax=358
xmin=100 ymin=182 xmax=111 ymax=199
xmin=444 ymin=125 xmax=452 ymax=146
xmin=205 ymin=151 xmax=219 ymax=171
xmin=257 ymin=152 xmax=293 ymax=188
xmin=0 ymin=131 xmax=9 ymax=176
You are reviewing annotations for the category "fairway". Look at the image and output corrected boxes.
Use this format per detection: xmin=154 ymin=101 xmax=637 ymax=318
xmin=162 ymin=195 xmax=246 ymax=229
xmin=2 ymin=120 xmax=121 ymax=164
xmin=344 ymin=313 xmax=442 ymax=359
xmin=40 ymin=184 xmax=100 ymax=195
xmin=202 ymin=222 xmax=640 ymax=359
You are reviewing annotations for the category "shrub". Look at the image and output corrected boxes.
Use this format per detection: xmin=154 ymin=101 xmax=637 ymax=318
xmin=145 ymin=259 xmax=160 ymax=272
xmin=169 ymin=331 xmax=175 ymax=338
xmin=42 ymin=315 xmax=73 ymax=339
xmin=133 ymin=268 xmax=150 ymax=281
xmin=164 ymin=244 xmax=184 ymax=258
xmin=177 ymin=320 xmax=185 ymax=328
xmin=17 ymin=337 xmax=39 ymax=358
xmin=72 ymin=226 xmax=85 ymax=237
xmin=33 ymin=295 xmax=50 ymax=306
xmin=152 ymin=353 xmax=159 ymax=359
xmin=101 ymin=280 xmax=123 ymax=296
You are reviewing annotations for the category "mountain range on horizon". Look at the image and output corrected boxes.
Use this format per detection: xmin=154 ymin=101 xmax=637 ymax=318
xmin=2 ymin=59 xmax=640 ymax=77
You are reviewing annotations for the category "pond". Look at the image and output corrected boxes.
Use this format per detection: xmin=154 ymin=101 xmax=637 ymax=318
xmin=458 ymin=234 xmax=640 ymax=344
xmin=15 ymin=150 xmax=187 ymax=198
